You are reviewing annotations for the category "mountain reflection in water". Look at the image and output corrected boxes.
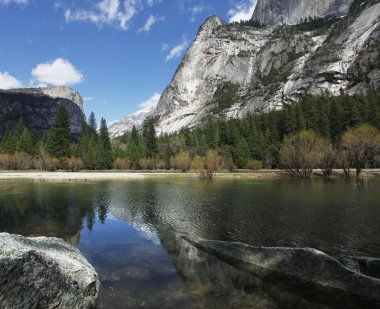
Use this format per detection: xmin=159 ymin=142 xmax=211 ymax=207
xmin=1 ymin=178 xmax=380 ymax=308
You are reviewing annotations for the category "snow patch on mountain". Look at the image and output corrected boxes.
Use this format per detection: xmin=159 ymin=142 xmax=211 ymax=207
xmin=109 ymin=93 xmax=160 ymax=138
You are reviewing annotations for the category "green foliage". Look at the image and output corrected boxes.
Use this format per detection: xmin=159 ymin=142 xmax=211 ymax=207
xmin=234 ymin=138 xmax=250 ymax=168
xmin=295 ymin=15 xmax=339 ymax=32
xmin=88 ymin=111 xmax=97 ymax=133
xmin=142 ymin=117 xmax=157 ymax=158
xmin=77 ymin=113 xmax=114 ymax=170
xmin=47 ymin=105 xmax=71 ymax=158
xmin=126 ymin=127 xmax=141 ymax=169
xmin=1 ymin=91 xmax=380 ymax=173
xmin=230 ymin=19 xmax=266 ymax=28
xmin=209 ymin=82 xmax=239 ymax=113
xmin=97 ymin=118 xmax=113 ymax=169
xmin=261 ymin=68 xmax=288 ymax=87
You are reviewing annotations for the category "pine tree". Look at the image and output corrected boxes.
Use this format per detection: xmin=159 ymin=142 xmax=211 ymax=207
xmin=127 ymin=139 xmax=140 ymax=169
xmin=88 ymin=111 xmax=97 ymax=133
xmin=205 ymin=119 xmax=219 ymax=149
xmin=234 ymin=137 xmax=250 ymax=168
xmin=79 ymin=121 xmax=90 ymax=165
xmin=15 ymin=117 xmax=25 ymax=139
xmin=142 ymin=118 xmax=157 ymax=158
xmin=296 ymin=105 xmax=306 ymax=131
xmin=317 ymin=102 xmax=330 ymax=138
xmin=329 ymin=100 xmax=344 ymax=143
xmin=17 ymin=128 xmax=34 ymax=155
xmin=98 ymin=118 xmax=113 ymax=169
xmin=285 ymin=105 xmax=297 ymax=134
xmin=349 ymin=103 xmax=361 ymax=128
xmin=1 ymin=122 xmax=17 ymax=153
xmin=47 ymin=105 xmax=71 ymax=158
xmin=130 ymin=126 xmax=139 ymax=145
xmin=87 ymin=134 xmax=98 ymax=169
xmin=368 ymin=96 xmax=380 ymax=130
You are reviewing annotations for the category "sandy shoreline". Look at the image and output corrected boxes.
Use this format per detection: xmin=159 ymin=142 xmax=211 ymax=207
xmin=0 ymin=169 xmax=378 ymax=181
xmin=0 ymin=170 xmax=283 ymax=181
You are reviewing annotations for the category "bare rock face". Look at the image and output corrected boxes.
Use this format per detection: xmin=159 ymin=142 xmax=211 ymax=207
xmin=41 ymin=86 xmax=84 ymax=110
xmin=148 ymin=1 xmax=380 ymax=134
xmin=110 ymin=1 xmax=380 ymax=136
xmin=0 ymin=233 xmax=99 ymax=309
xmin=154 ymin=16 xmax=271 ymax=133
xmin=0 ymin=86 xmax=85 ymax=140
xmin=252 ymin=0 xmax=354 ymax=26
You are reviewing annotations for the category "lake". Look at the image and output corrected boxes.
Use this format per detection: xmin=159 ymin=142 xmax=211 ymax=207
xmin=1 ymin=177 xmax=379 ymax=308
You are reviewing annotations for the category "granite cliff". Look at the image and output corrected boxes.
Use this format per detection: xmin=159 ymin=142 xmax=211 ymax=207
xmin=252 ymin=0 xmax=353 ymax=26
xmin=110 ymin=0 xmax=380 ymax=136
xmin=0 ymin=86 xmax=85 ymax=140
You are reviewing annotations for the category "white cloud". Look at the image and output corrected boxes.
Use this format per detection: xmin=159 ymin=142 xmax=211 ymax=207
xmin=0 ymin=72 xmax=22 ymax=89
xmin=176 ymin=1 xmax=208 ymax=22
xmin=160 ymin=43 xmax=169 ymax=52
xmin=63 ymin=0 xmax=159 ymax=30
xmin=165 ymin=38 xmax=189 ymax=61
xmin=31 ymin=58 xmax=83 ymax=86
xmin=138 ymin=14 xmax=164 ymax=33
xmin=228 ymin=0 xmax=257 ymax=23
xmin=139 ymin=92 xmax=161 ymax=109
xmin=146 ymin=0 xmax=162 ymax=6
xmin=0 ymin=0 xmax=28 ymax=5
xmin=189 ymin=5 xmax=205 ymax=22
xmin=84 ymin=96 xmax=95 ymax=101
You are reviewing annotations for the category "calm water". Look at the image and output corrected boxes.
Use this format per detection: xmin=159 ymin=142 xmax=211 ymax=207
xmin=1 ymin=178 xmax=380 ymax=308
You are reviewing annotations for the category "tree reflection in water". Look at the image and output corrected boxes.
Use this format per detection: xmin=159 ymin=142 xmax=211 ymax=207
xmin=1 ymin=178 xmax=380 ymax=308
xmin=0 ymin=181 xmax=110 ymax=245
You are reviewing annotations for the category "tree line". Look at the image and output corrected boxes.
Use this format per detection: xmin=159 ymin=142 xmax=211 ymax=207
xmin=0 ymin=106 xmax=113 ymax=171
xmin=111 ymin=91 xmax=380 ymax=178
xmin=1 ymin=91 xmax=380 ymax=178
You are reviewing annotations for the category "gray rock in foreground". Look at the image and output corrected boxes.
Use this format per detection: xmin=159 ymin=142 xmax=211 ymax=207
xmin=0 ymin=233 xmax=99 ymax=309
xmin=183 ymin=236 xmax=380 ymax=308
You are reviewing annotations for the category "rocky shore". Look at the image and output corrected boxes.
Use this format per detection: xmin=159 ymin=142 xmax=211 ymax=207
xmin=184 ymin=236 xmax=380 ymax=308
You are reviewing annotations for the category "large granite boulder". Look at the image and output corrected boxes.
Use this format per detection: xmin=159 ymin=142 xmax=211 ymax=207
xmin=0 ymin=233 xmax=99 ymax=309
xmin=184 ymin=236 xmax=380 ymax=308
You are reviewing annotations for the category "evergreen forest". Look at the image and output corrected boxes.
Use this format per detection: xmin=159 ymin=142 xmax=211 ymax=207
xmin=1 ymin=91 xmax=380 ymax=178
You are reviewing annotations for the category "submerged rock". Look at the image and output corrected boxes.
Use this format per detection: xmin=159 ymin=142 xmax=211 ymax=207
xmin=352 ymin=256 xmax=380 ymax=280
xmin=183 ymin=236 xmax=380 ymax=308
xmin=0 ymin=233 xmax=99 ymax=309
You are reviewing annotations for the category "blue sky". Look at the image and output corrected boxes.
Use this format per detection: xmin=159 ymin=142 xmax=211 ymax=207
xmin=0 ymin=0 xmax=256 ymax=123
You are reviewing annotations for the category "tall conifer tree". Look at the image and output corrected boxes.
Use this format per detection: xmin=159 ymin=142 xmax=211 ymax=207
xmin=47 ymin=105 xmax=71 ymax=158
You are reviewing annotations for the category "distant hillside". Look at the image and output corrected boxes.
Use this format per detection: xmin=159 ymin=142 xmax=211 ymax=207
xmin=0 ymin=86 xmax=85 ymax=140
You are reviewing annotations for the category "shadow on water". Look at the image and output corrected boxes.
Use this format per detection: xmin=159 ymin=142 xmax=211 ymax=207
xmin=1 ymin=178 xmax=380 ymax=308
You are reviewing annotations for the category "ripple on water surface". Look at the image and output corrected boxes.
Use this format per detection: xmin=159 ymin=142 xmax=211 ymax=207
xmin=1 ymin=178 xmax=380 ymax=308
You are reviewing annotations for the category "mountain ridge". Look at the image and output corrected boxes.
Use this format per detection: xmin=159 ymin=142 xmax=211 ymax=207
xmin=110 ymin=0 xmax=380 ymax=137
xmin=252 ymin=0 xmax=354 ymax=26
xmin=0 ymin=86 xmax=85 ymax=140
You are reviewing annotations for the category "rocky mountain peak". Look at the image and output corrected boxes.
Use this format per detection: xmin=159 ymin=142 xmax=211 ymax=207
xmin=109 ymin=0 xmax=380 ymax=137
xmin=196 ymin=15 xmax=225 ymax=40
xmin=252 ymin=0 xmax=354 ymax=26
xmin=40 ymin=86 xmax=83 ymax=111
xmin=5 ymin=86 xmax=84 ymax=111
